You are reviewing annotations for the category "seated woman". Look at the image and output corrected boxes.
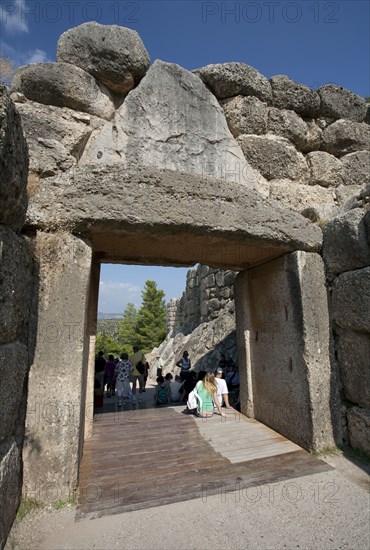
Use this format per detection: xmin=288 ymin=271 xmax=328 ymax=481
xmin=154 ymin=375 xmax=170 ymax=405
xmin=195 ymin=372 xmax=226 ymax=418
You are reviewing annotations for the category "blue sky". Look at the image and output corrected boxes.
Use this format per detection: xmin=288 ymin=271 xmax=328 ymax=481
xmin=1 ymin=0 xmax=369 ymax=313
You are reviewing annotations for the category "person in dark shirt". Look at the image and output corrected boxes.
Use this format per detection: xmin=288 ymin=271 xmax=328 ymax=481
xmin=95 ymin=351 xmax=106 ymax=393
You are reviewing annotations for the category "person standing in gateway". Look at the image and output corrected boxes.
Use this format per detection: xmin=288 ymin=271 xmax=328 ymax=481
xmin=176 ymin=350 xmax=191 ymax=381
xmin=129 ymin=345 xmax=146 ymax=404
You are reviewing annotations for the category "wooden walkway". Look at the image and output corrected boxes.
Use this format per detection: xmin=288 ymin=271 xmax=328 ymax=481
xmin=77 ymin=402 xmax=332 ymax=520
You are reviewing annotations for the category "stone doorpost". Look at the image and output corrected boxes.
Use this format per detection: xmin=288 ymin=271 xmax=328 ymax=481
xmin=235 ymin=251 xmax=337 ymax=452
xmin=22 ymin=231 xmax=92 ymax=502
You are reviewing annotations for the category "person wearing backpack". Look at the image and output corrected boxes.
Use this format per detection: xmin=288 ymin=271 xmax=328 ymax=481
xmin=154 ymin=376 xmax=170 ymax=405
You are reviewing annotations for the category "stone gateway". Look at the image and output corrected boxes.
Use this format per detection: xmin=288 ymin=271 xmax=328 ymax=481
xmin=0 ymin=22 xmax=369 ymax=547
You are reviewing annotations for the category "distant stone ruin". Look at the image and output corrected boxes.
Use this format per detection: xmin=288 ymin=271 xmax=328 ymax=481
xmin=0 ymin=21 xmax=369 ymax=547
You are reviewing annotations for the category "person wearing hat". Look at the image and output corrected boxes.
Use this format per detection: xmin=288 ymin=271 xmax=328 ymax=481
xmin=215 ymin=367 xmax=233 ymax=409
xmin=155 ymin=354 xmax=164 ymax=377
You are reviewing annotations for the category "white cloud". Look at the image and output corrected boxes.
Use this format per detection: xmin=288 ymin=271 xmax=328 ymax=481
xmin=1 ymin=40 xmax=48 ymax=68
xmin=98 ymin=281 xmax=141 ymax=313
xmin=0 ymin=0 xmax=28 ymax=34
xmin=26 ymin=48 xmax=48 ymax=64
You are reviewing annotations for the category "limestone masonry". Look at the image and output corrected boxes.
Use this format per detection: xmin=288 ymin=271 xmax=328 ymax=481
xmin=0 ymin=21 xmax=369 ymax=548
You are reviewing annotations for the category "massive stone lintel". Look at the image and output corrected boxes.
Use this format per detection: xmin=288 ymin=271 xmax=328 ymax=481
xmin=25 ymin=164 xmax=322 ymax=270
xmin=235 ymin=251 xmax=337 ymax=452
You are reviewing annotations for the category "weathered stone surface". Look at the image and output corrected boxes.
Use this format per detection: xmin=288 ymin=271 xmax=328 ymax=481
xmin=15 ymin=101 xmax=103 ymax=178
xmin=0 ymin=86 xmax=28 ymax=231
xmin=269 ymin=180 xmax=337 ymax=214
xmin=12 ymin=62 xmax=115 ymax=120
xmin=270 ymin=75 xmax=320 ymax=117
xmin=151 ymin=303 xmax=237 ymax=376
xmin=25 ymin=164 xmax=323 ymax=271
xmin=237 ymin=134 xmax=308 ymax=181
xmin=193 ymin=62 xmax=272 ymax=102
xmin=321 ymin=120 xmax=370 ymax=157
xmin=0 ymin=438 xmax=22 ymax=549
xmin=306 ymin=151 xmax=343 ymax=188
xmin=0 ymin=341 xmax=29 ymax=437
xmin=301 ymin=204 xmax=340 ymax=225
xmin=365 ymin=104 xmax=370 ymax=125
xmin=0 ymin=227 xmax=33 ymax=344
xmin=57 ymin=22 xmax=150 ymax=95
xmin=221 ymin=95 xmax=268 ymax=137
xmin=23 ymin=232 xmax=92 ymax=502
xmin=336 ymin=329 xmax=370 ymax=408
xmin=318 ymin=85 xmax=367 ymax=122
xmin=347 ymin=406 xmax=370 ymax=455
xmin=339 ymin=151 xmax=370 ymax=187
xmin=332 ymin=267 xmax=370 ymax=333
xmin=80 ymin=61 xmax=266 ymax=190
xmin=365 ymin=210 xmax=370 ymax=244
xmin=235 ymin=252 xmax=336 ymax=451
xmin=322 ymin=209 xmax=370 ymax=274
xmin=267 ymin=108 xmax=321 ymax=152
xmin=335 ymin=184 xmax=370 ymax=210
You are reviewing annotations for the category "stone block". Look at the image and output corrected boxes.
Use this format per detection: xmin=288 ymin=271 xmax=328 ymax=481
xmin=0 ymin=438 xmax=22 ymax=549
xmin=269 ymin=179 xmax=337 ymax=213
xmin=57 ymin=22 xmax=150 ymax=94
xmin=336 ymin=329 xmax=370 ymax=408
xmin=194 ymin=62 xmax=272 ymax=103
xmin=205 ymin=274 xmax=215 ymax=288
xmin=318 ymin=85 xmax=367 ymax=122
xmin=339 ymin=151 xmax=370 ymax=187
xmin=221 ymin=96 xmax=268 ymax=137
xmin=321 ymin=120 xmax=370 ymax=157
xmin=0 ymin=86 xmax=28 ymax=231
xmin=0 ymin=341 xmax=29 ymax=438
xmin=270 ymin=75 xmax=320 ymax=117
xmin=306 ymin=151 xmax=343 ymax=188
xmin=347 ymin=406 xmax=370 ymax=455
xmin=80 ymin=60 xmax=263 ymax=190
xmin=12 ymin=62 xmax=115 ymax=120
xmin=238 ymin=134 xmax=308 ymax=181
xmin=25 ymin=165 xmax=323 ymax=271
xmin=332 ymin=267 xmax=370 ymax=333
xmin=267 ymin=108 xmax=321 ymax=152
xmin=23 ymin=232 xmax=92 ymax=501
xmin=0 ymin=227 xmax=33 ymax=344
xmin=215 ymin=270 xmax=225 ymax=287
xmin=235 ymin=252 xmax=335 ymax=451
xmin=322 ymin=209 xmax=370 ymax=274
xmin=15 ymin=101 xmax=102 ymax=177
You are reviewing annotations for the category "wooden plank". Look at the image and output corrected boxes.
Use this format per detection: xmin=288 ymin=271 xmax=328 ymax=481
xmin=77 ymin=407 xmax=333 ymax=518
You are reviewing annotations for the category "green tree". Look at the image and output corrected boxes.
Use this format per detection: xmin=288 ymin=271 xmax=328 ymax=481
xmin=117 ymin=302 xmax=138 ymax=354
xmin=95 ymin=331 xmax=120 ymax=357
xmin=136 ymin=280 xmax=166 ymax=353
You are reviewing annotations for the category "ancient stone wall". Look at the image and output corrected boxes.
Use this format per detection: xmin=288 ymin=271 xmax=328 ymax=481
xmin=322 ymin=200 xmax=370 ymax=455
xmin=167 ymin=264 xmax=236 ymax=336
xmin=1 ymin=21 xmax=369 ymax=546
xmin=195 ymin=64 xmax=369 ymax=220
xmin=0 ymin=86 xmax=32 ymax=547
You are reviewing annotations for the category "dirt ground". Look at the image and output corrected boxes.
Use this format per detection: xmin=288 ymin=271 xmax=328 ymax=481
xmin=5 ymin=451 xmax=370 ymax=550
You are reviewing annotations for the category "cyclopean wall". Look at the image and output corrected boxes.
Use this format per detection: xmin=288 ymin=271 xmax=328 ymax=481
xmin=0 ymin=21 xmax=368 ymax=543
xmin=0 ymin=86 xmax=32 ymax=548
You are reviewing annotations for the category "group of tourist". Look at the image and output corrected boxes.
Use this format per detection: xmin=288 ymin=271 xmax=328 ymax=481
xmin=94 ymin=347 xmax=240 ymax=415
xmin=153 ymin=351 xmax=240 ymax=417
xmin=94 ymin=345 xmax=149 ymax=406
